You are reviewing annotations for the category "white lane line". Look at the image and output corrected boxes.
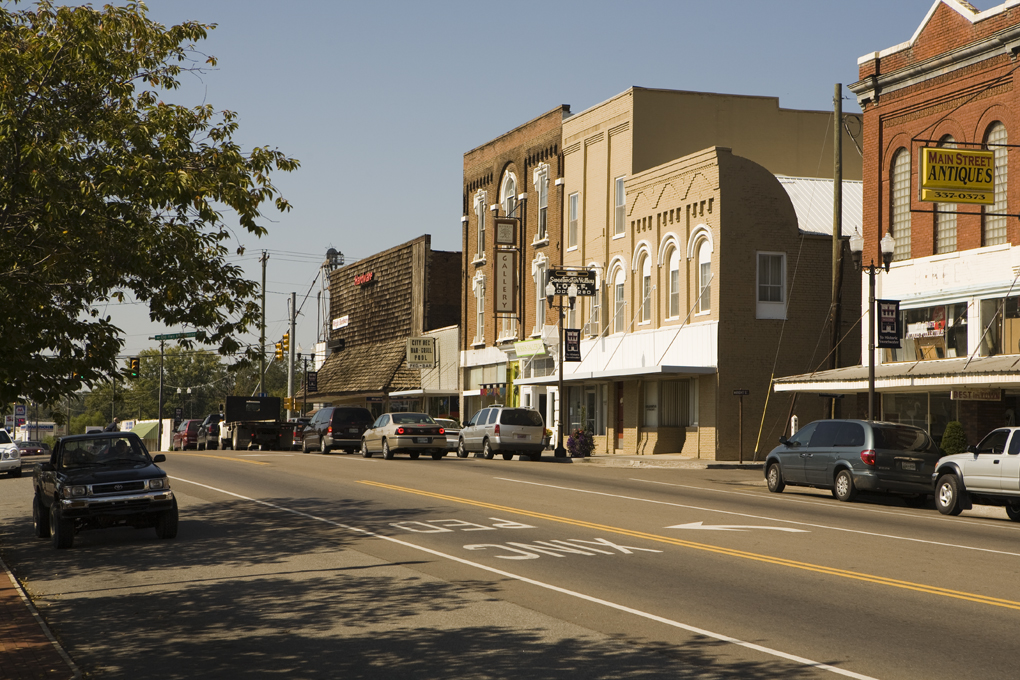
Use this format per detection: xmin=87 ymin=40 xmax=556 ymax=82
xmin=495 ymin=477 xmax=1020 ymax=558
xmin=168 ymin=475 xmax=878 ymax=680
xmin=633 ymin=478 xmax=1010 ymax=529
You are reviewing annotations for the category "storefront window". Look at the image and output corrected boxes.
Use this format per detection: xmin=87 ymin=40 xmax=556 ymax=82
xmin=886 ymin=303 xmax=967 ymax=362
xmin=981 ymin=297 xmax=1020 ymax=356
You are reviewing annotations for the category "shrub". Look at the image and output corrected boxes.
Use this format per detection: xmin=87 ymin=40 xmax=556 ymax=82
xmin=566 ymin=428 xmax=594 ymax=458
xmin=940 ymin=421 xmax=967 ymax=455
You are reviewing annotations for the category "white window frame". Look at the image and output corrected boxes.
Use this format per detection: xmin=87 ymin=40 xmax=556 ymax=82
xmin=533 ymin=163 xmax=549 ymax=242
xmin=668 ymin=248 xmax=681 ymax=320
xmin=892 ymin=148 xmax=911 ymax=261
xmin=640 ymin=255 xmax=652 ymax=324
xmin=614 ymin=176 xmax=626 ymax=236
xmin=501 ymin=172 xmax=518 ymax=218
xmin=568 ymin=192 xmax=579 ymax=249
xmin=697 ymin=239 xmax=712 ymax=315
xmin=472 ymin=273 xmax=486 ymax=345
xmin=756 ymin=252 xmax=786 ymax=320
xmin=473 ymin=189 xmax=487 ymax=262
xmin=613 ymin=267 xmax=627 ymax=334
xmin=984 ymin=122 xmax=1008 ymax=246
xmin=531 ymin=255 xmax=547 ymax=337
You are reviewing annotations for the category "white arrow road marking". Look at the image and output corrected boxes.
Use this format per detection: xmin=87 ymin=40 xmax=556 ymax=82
xmin=667 ymin=521 xmax=808 ymax=532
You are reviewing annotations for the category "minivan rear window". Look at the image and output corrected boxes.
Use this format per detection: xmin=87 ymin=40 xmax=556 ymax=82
xmin=332 ymin=408 xmax=373 ymax=425
xmin=499 ymin=409 xmax=544 ymax=427
xmin=872 ymin=425 xmax=940 ymax=454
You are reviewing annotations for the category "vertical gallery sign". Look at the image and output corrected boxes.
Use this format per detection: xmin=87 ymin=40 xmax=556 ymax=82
xmin=877 ymin=300 xmax=901 ymax=349
xmin=494 ymin=251 xmax=517 ymax=314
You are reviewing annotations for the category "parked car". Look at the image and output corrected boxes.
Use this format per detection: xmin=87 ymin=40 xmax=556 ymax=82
xmin=303 ymin=407 xmax=374 ymax=454
xmin=290 ymin=417 xmax=311 ymax=451
xmin=32 ymin=432 xmax=177 ymax=549
xmin=434 ymin=418 xmax=461 ymax=451
xmin=170 ymin=419 xmax=202 ymax=451
xmin=457 ymin=405 xmax=546 ymax=461
xmin=933 ymin=426 xmax=1020 ymax=518
xmin=764 ymin=419 xmax=942 ymax=503
xmin=0 ymin=429 xmax=21 ymax=478
xmin=361 ymin=412 xmax=447 ymax=460
xmin=15 ymin=440 xmax=50 ymax=456
xmin=196 ymin=414 xmax=222 ymax=450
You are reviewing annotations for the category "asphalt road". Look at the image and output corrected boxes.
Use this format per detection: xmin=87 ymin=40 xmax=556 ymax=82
xmin=3 ymin=449 xmax=1020 ymax=679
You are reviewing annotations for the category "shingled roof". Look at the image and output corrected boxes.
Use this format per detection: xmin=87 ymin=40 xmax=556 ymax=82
xmin=309 ymin=337 xmax=421 ymax=399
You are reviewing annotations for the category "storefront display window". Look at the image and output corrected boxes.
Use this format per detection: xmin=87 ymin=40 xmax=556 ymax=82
xmin=886 ymin=303 xmax=967 ymax=362
xmin=981 ymin=297 xmax=1020 ymax=356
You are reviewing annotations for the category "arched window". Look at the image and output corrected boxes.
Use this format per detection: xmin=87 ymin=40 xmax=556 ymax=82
xmin=532 ymin=164 xmax=549 ymax=240
xmin=935 ymin=135 xmax=957 ymax=254
xmin=501 ymin=172 xmax=517 ymax=218
xmin=472 ymin=273 xmax=486 ymax=345
xmin=587 ymin=266 xmax=601 ymax=337
xmin=984 ymin=122 xmax=1008 ymax=246
xmin=473 ymin=189 xmax=487 ymax=260
xmin=640 ymin=255 xmax=652 ymax=323
xmin=891 ymin=149 xmax=911 ymax=261
xmin=531 ymin=255 xmax=547 ymax=337
xmin=697 ymin=240 xmax=712 ymax=313
xmin=668 ymin=248 xmax=681 ymax=319
xmin=613 ymin=267 xmax=626 ymax=334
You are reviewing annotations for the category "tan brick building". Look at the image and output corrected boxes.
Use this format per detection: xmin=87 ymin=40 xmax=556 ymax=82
xmin=514 ymin=88 xmax=863 ymax=459
xmin=461 ymin=106 xmax=569 ymax=424
xmin=778 ymin=1 xmax=1020 ymax=448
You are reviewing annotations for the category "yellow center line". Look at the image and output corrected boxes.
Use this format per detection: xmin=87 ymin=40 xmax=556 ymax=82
xmin=172 ymin=452 xmax=270 ymax=466
xmin=359 ymin=479 xmax=1020 ymax=611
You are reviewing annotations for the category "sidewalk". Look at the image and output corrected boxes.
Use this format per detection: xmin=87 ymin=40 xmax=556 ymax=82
xmin=551 ymin=452 xmax=764 ymax=470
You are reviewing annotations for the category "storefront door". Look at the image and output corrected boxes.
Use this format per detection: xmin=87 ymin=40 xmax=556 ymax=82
xmin=615 ymin=382 xmax=624 ymax=449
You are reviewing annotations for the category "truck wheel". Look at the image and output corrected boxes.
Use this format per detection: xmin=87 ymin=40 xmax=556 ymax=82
xmin=51 ymin=504 xmax=73 ymax=549
xmin=431 ymin=450 xmax=444 ymax=460
xmin=502 ymin=452 xmax=514 ymax=460
xmin=382 ymin=439 xmax=393 ymax=460
xmin=33 ymin=495 xmax=50 ymax=539
xmin=320 ymin=439 xmax=330 ymax=455
xmin=1007 ymin=503 xmax=1020 ymax=523
xmin=232 ymin=432 xmax=240 ymax=451
xmin=154 ymin=499 xmax=179 ymax=539
xmin=409 ymin=451 xmax=420 ymax=460
xmin=935 ymin=474 xmax=964 ymax=516
xmin=207 ymin=440 xmax=217 ymax=451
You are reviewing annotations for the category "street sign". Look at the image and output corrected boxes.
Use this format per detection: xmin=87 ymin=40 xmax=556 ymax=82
xmin=547 ymin=269 xmax=597 ymax=296
xmin=732 ymin=389 xmax=749 ymax=396
xmin=306 ymin=371 xmax=318 ymax=392
xmin=152 ymin=331 xmax=198 ymax=341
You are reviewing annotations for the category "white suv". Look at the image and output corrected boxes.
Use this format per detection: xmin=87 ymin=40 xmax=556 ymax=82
xmin=457 ymin=406 xmax=545 ymax=461
xmin=933 ymin=426 xmax=1020 ymax=519
xmin=0 ymin=429 xmax=21 ymax=478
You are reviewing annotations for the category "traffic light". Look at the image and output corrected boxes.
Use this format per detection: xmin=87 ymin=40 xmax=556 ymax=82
xmin=283 ymin=396 xmax=293 ymax=410
xmin=129 ymin=356 xmax=140 ymax=378
xmin=274 ymin=342 xmax=283 ymax=360
xmin=282 ymin=333 xmax=290 ymax=352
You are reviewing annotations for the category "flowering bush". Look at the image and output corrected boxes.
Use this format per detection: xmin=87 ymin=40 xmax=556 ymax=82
xmin=566 ymin=427 xmax=594 ymax=458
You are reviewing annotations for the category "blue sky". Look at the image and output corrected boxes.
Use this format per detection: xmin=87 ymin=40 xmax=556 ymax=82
xmin=107 ymin=0 xmax=954 ymax=357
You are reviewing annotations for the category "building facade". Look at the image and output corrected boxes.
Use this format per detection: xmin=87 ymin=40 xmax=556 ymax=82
xmin=461 ymin=106 xmax=569 ymax=429
xmin=512 ymin=88 xmax=862 ymax=459
xmin=776 ymin=0 xmax=1020 ymax=447
xmin=308 ymin=235 xmax=461 ymax=419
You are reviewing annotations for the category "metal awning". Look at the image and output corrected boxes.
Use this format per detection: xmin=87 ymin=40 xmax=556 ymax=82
xmin=773 ymin=355 xmax=1020 ymax=394
xmin=514 ymin=365 xmax=716 ymax=386
xmin=388 ymin=389 xmax=460 ymax=397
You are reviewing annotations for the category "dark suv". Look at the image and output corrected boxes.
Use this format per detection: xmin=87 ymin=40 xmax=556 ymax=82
xmin=32 ymin=432 xmax=177 ymax=549
xmin=196 ymin=414 xmax=222 ymax=450
xmin=303 ymin=406 xmax=374 ymax=454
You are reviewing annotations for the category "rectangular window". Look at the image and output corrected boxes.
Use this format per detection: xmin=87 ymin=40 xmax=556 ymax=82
xmin=756 ymin=252 xmax=785 ymax=320
xmin=659 ymin=380 xmax=692 ymax=427
xmin=568 ymin=192 xmax=579 ymax=248
xmin=533 ymin=262 xmax=546 ymax=336
xmin=614 ymin=282 xmax=625 ymax=333
xmin=474 ymin=284 xmax=485 ymax=344
xmin=892 ymin=150 xmax=911 ymax=261
xmin=641 ymin=272 xmax=651 ymax=323
xmin=538 ymin=175 xmax=548 ymax=240
xmin=588 ymin=294 xmax=600 ymax=337
xmin=699 ymin=261 xmax=711 ymax=313
xmin=614 ymin=177 xmax=625 ymax=235
xmin=669 ymin=268 xmax=680 ymax=318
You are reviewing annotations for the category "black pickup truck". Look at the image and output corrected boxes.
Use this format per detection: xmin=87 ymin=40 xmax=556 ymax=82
xmin=32 ymin=432 xmax=178 ymax=549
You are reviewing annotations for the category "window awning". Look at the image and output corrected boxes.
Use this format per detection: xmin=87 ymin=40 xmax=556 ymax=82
xmin=773 ymin=355 xmax=1020 ymax=394
xmin=514 ymin=365 xmax=716 ymax=386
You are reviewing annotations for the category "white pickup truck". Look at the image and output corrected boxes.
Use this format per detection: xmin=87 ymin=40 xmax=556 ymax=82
xmin=933 ymin=426 xmax=1020 ymax=519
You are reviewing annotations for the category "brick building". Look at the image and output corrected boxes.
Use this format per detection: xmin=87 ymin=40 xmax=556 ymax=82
xmin=510 ymin=87 xmax=862 ymax=460
xmin=461 ymin=106 xmax=569 ymax=425
xmin=307 ymin=235 xmax=461 ymax=419
xmin=776 ymin=0 xmax=1020 ymax=447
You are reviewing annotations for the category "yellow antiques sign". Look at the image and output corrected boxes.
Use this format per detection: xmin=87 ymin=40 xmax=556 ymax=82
xmin=919 ymin=147 xmax=995 ymax=205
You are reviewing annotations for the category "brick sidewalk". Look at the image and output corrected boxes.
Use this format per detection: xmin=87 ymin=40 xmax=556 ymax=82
xmin=0 ymin=559 xmax=77 ymax=680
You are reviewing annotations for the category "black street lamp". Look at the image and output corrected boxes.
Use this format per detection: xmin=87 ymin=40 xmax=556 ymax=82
xmin=545 ymin=282 xmax=577 ymax=457
xmin=849 ymin=231 xmax=896 ymax=421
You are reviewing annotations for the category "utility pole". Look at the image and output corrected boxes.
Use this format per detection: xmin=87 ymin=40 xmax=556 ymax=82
xmin=259 ymin=251 xmax=268 ymax=395
xmin=829 ymin=83 xmax=844 ymax=418
xmin=287 ymin=292 xmax=296 ymax=420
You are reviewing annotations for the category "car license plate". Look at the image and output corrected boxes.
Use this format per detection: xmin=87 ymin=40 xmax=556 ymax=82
xmin=514 ymin=434 xmax=529 ymax=440
xmin=349 ymin=428 xmax=358 ymax=433
xmin=902 ymin=461 xmax=916 ymax=471
xmin=414 ymin=437 xmax=430 ymax=444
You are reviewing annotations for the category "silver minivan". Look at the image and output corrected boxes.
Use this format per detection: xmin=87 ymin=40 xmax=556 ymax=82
xmin=764 ymin=419 xmax=942 ymax=504
xmin=457 ymin=405 xmax=545 ymax=461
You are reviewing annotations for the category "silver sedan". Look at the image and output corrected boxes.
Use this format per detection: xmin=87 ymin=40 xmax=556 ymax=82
xmin=361 ymin=413 xmax=447 ymax=460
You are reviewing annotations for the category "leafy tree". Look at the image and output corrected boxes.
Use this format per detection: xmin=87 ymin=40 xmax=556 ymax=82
xmin=0 ymin=2 xmax=298 ymax=406
xmin=940 ymin=420 xmax=968 ymax=456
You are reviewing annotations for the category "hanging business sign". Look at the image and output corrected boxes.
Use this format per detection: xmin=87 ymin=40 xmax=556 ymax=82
xmin=332 ymin=315 xmax=349 ymax=330
xmin=918 ymin=146 xmax=995 ymax=205
xmin=547 ymin=269 xmax=597 ymax=296
xmin=494 ymin=251 xmax=517 ymax=314
xmin=306 ymin=371 xmax=318 ymax=393
xmin=877 ymin=299 xmax=901 ymax=349
xmin=494 ymin=217 xmax=518 ymax=246
xmin=564 ymin=329 xmax=581 ymax=362
xmin=406 ymin=337 xmax=436 ymax=370
xmin=513 ymin=339 xmax=546 ymax=357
